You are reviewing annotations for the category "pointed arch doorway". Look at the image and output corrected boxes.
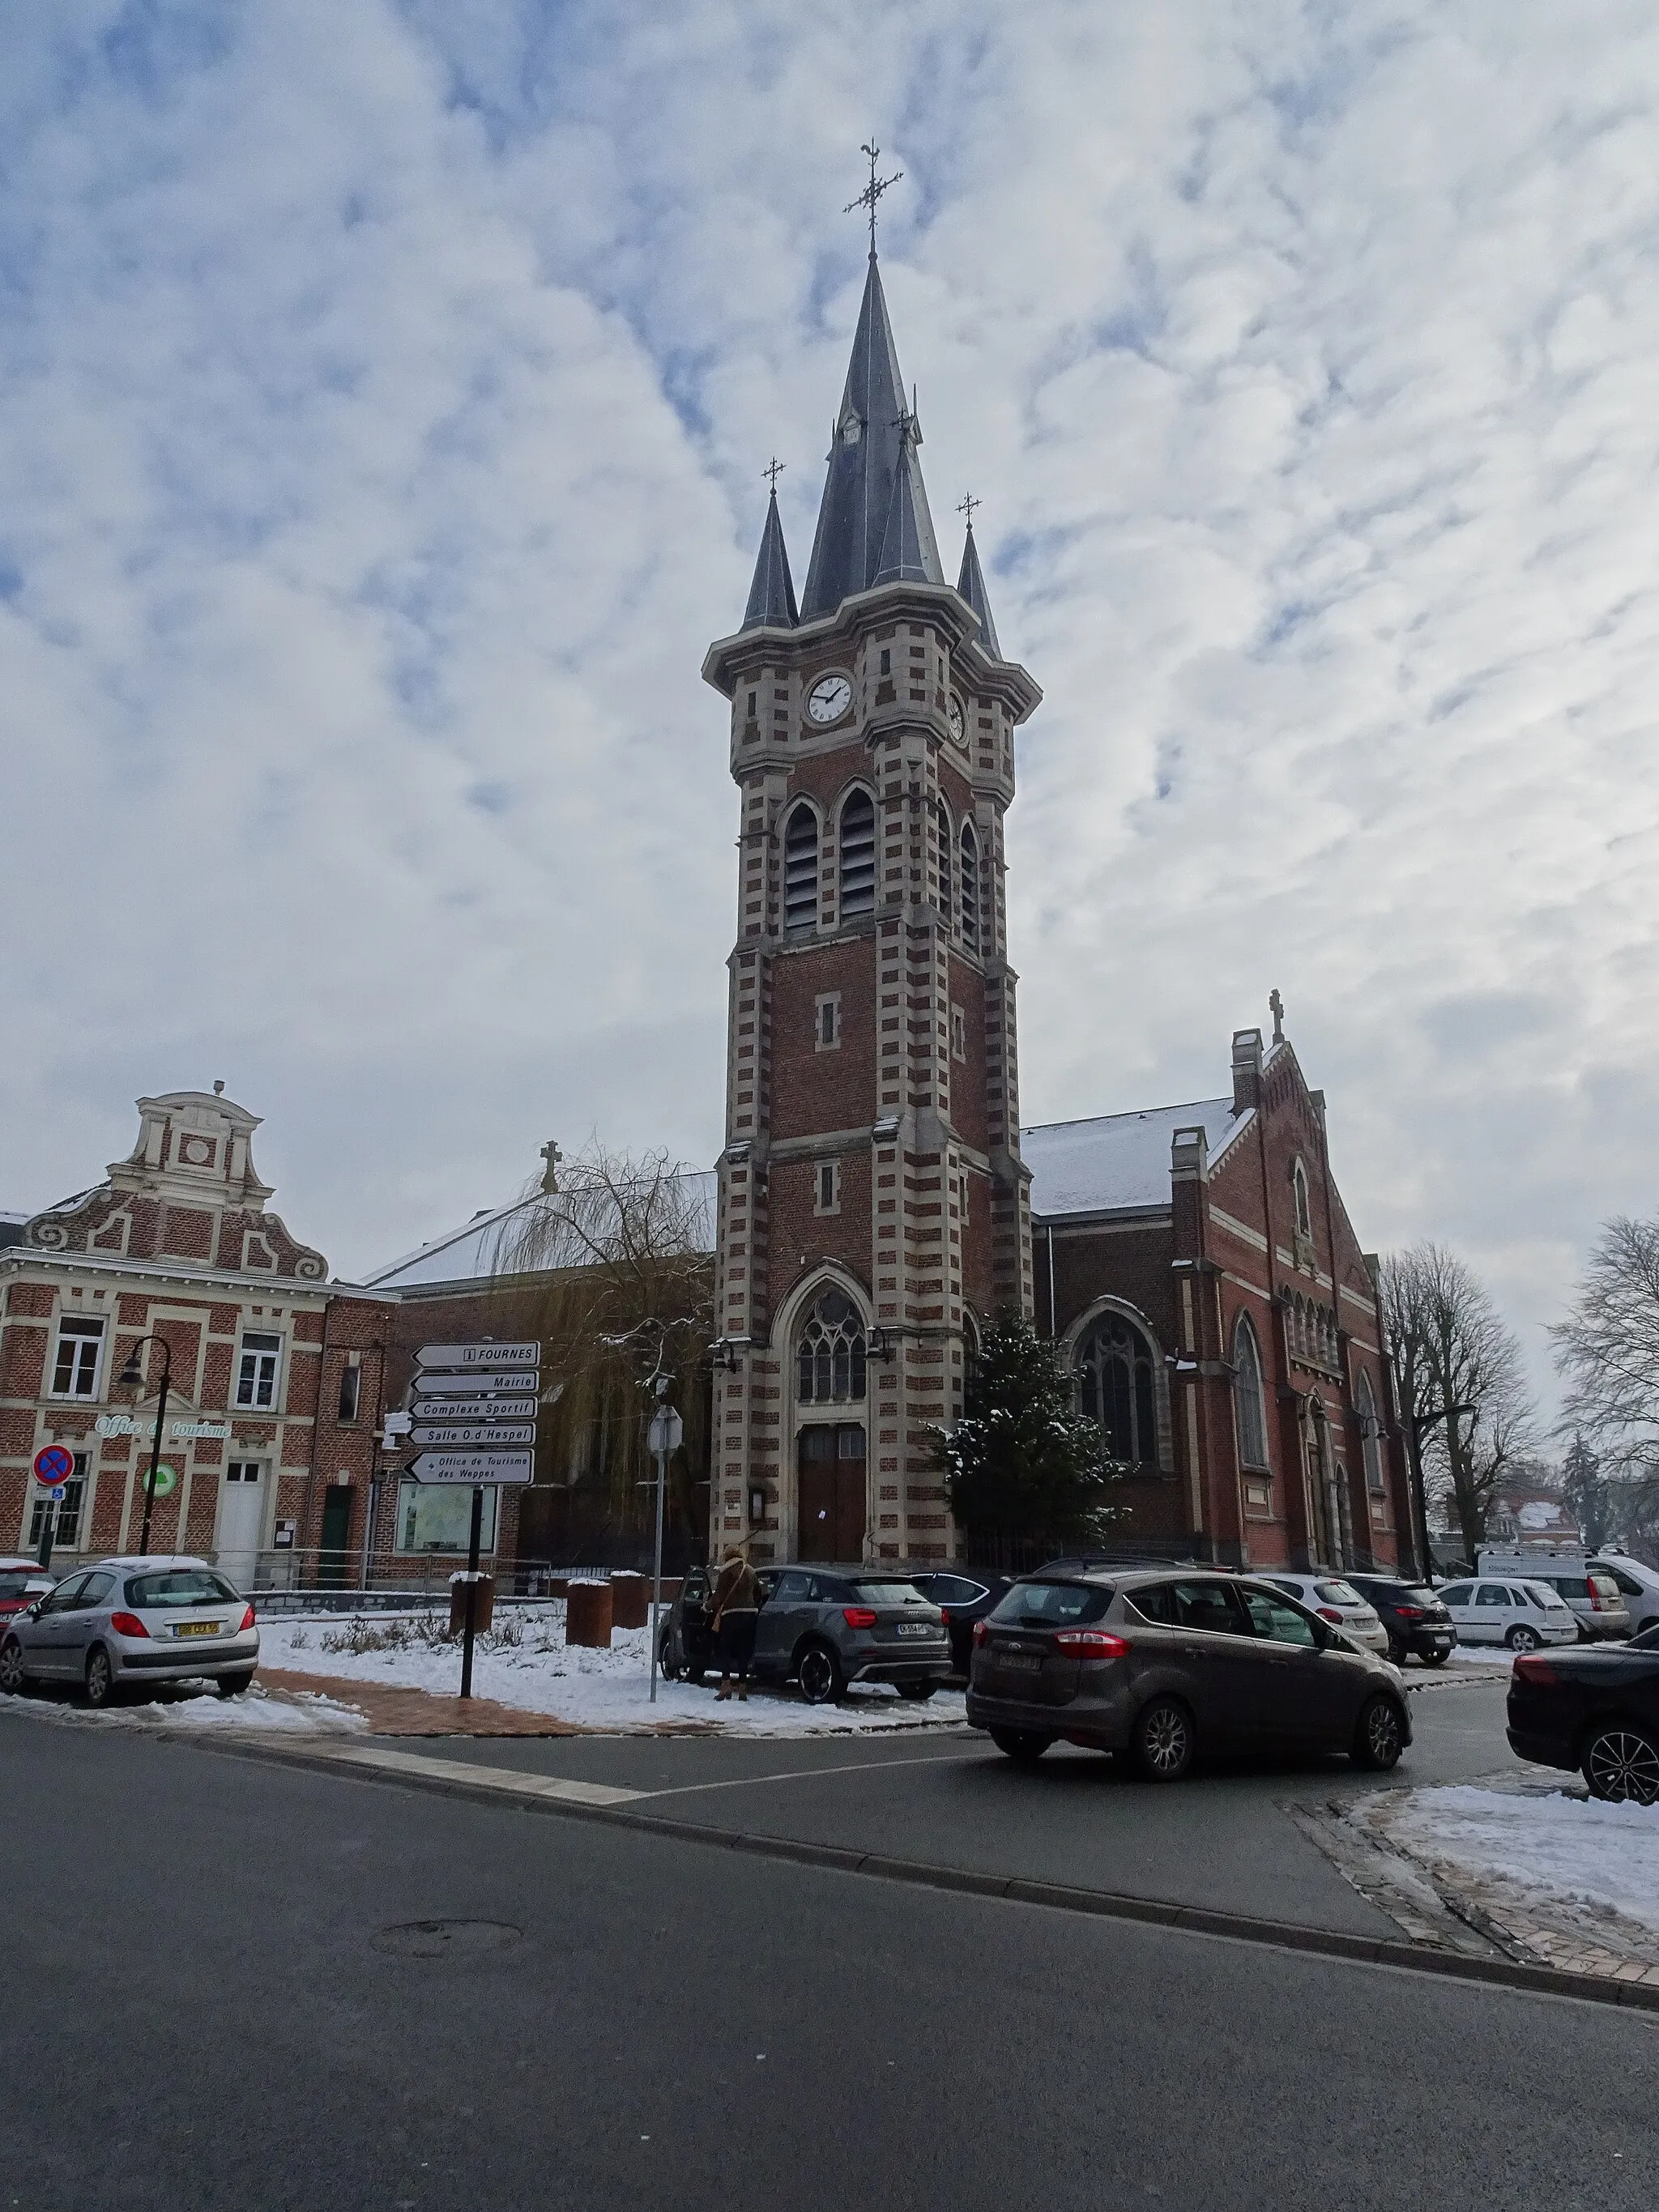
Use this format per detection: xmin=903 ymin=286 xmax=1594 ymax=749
xmin=792 ymin=1285 xmax=869 ymax=1562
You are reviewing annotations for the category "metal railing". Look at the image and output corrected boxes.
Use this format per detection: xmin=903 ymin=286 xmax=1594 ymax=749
xmin=234 ymin=1549 xmax=684 ymax=1614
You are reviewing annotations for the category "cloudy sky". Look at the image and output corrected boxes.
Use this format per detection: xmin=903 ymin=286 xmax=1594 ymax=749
xmin=4 ymin=0 xmax=1656 ymax=1418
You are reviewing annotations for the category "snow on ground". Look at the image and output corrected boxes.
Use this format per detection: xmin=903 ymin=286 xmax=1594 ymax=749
xmin=1 ymin=1681 xmax=368 ymax=1736
xmin=1352 ymin=1784 xmax=1659 ymax=1941
xmin=258 ymin=1606 xmax=968 ymax=1736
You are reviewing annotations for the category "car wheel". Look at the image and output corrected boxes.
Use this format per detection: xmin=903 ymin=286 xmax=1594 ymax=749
xmin=1352 ymin=1694 xmax=1405 ymax=1771
xmin=1581 ymin=1723 xmax=1659 ymax=1805
xmin=215 ymin=1670 xmax=257 ymax=1699
xmin=83 ymin=1646 xmax=119 ymax=1709
xmin=898 ymin=1682 xmax=937 ymax=1702
xmin=658 ymin=1639 xmax=681 ymax=1682
xmin=1421 ymin=1651 xmax=1449 ymax=1667
xmin=989 ymin=1726 xmax=1054 ymax=1764
xmin=0 ymin=1638 xmax=27 ymax=1694
xmin=1507 ymin=1625 xmax=1541 ymax=1652
xmin=1386 ymin=1635 xmax=1408 ymax=1667
xmin=796 ymin=1642 xmax=844 ymax=1706
xmin=1132 ymin=1697 xmax=1194 ymax=1783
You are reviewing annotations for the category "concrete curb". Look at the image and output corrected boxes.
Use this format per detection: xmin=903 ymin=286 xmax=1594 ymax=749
xmin=188 ymin=1733 xmax=1659 ymax=2019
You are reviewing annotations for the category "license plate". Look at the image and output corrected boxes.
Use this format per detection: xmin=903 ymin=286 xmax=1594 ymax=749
xmin=997 ymin=1652 xmax=1042 ymax=1672
xmin=173 ymin=1620 xmax=221 ymax=1639
xmin=896 ymin=1622 xmax=933 ymax=1637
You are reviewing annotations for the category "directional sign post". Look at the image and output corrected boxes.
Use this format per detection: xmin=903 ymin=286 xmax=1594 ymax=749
xmin=407 ymin=1345 xmax=543 ymax=1701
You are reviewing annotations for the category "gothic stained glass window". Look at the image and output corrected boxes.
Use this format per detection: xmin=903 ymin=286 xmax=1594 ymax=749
xmin=783 ymin=803 xmax=819 ymax=931
xmin=1292 ymin=1159 xmax=1312 ymax=1238
xmin=1076 ymin=1311 xmax=1158 ymax=1466
xmin=1357 ymin=1369 xmax=1384 ymax=1494
xmin=1233 ymin=1315 xmax=1270 ymax=1470
xmin=838 ymin=789 xmax=876 ymax=918
xmin=797 ymin=1289 xmax=867 ymax=1404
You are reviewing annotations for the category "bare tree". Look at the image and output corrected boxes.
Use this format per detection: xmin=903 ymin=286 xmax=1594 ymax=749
xmin=1549 ymin=1225 xmax=1659 ymax=1558
xmin=1379 ymin=1242 xmax=1535 ymax=1563
xmin=490 ymin=1142 xmax=715 ymax=1546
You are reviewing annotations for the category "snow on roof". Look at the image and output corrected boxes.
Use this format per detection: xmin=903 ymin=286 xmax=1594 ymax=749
xmin=362 ymin=1171 xmax=719 ymax=1291
xmin=1023 ymin=1097 xmax=1251 ymax=1219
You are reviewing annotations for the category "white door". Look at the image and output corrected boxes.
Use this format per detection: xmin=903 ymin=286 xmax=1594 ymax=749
xmin=215 ymin=1464 xmax=266 ymax=1591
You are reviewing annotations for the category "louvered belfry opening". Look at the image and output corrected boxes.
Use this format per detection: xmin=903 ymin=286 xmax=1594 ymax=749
xmin=783 ymin=803 xmax=819 ymax=930
xmin=960 ymin=820 xmax=980 ymax=950
xmin=838 ymin=789 xmax=876 ymax=918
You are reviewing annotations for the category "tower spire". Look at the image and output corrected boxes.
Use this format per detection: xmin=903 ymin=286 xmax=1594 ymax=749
xmin=741 ymin=462 xmax=798 ymax=631
xmin=955 ymin=495 xmax=1001 ymax=659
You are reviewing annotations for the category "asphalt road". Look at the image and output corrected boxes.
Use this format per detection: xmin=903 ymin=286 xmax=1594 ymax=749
xmin=3 ymin=1703 xmax=1657 ymax=2212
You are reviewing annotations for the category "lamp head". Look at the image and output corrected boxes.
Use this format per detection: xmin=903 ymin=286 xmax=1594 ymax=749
xmin=118 ymin=1353 xmax=145 ymax=1390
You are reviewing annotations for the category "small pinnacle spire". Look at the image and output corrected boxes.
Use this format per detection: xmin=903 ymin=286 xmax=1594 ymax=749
xmin=741 ymin=475 xmax=798 ymax=631
xmin=955 ymin=501 xmax=1001 ymax=659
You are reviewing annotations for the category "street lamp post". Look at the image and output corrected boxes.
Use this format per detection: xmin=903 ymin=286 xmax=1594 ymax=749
xmin=1404 ymin=1400 xmax=1477 ymax=1587
xmin=117 ymin=1336 xmax=174 ymax=1557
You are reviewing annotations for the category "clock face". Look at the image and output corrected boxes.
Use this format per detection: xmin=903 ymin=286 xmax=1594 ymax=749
xmin=947 ymin=694 xmax=966 ymax=744
xmin=807 ymin=673 xmax=853 ymax=726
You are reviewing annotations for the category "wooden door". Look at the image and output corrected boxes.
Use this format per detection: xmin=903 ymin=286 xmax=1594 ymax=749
xmin=797 ymin=1425 xmax=866 ymax=1562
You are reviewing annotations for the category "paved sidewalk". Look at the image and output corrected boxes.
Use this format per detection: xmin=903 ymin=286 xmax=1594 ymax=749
xmin=256 ymin=1668 xmax=596 ymax=1737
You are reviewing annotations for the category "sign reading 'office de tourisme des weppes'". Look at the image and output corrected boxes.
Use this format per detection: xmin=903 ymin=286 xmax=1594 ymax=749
xmin=407 ymin=1343 xmax=540 ymax=1485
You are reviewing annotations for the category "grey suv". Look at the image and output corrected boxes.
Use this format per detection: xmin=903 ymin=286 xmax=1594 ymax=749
xmin=749 ymin=1567 xmax=951 ymax=1704
xmin=968 ymin=1568 xmax=1410 ymax=1779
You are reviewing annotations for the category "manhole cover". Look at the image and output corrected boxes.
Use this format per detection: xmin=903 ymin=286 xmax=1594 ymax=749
xmin=373 ymin=1920 xmax=522 ymax=1958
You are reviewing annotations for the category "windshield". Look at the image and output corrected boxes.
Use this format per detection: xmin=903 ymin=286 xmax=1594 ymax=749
xmin=1525 ymin=1583 xmax=1570 ymax=1609
xmin=125 ymin=1568 xmax=239 ymax=1609
xmin=0 ymin=1571 xmax=44 ymax=1599
xmin=1315 ymin=1580 xmax=1364 ymax=1605
xmin=990 ymin=1581 xmax=1114 ymax=1627
xmin=1632 ymin=1623 xmax=1659 ymax=1652
xmin=849 ymin=1581 xmax=929 ymax=1607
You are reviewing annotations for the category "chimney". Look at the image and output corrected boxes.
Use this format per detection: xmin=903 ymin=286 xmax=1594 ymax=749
xmin=1171 ymin=1125 xmax=1209 ymax=1183
xmin=1231 ymin=1028 xmax=1264 ymax=1115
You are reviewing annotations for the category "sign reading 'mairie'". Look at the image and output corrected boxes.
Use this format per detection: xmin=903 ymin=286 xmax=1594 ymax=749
xmin=416 ymin=1343 xmax=539 ymax=1370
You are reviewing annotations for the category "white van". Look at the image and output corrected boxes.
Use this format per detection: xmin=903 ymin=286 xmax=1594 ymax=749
xmin=1478 ymin=1547 xmax=1631 ymax=1643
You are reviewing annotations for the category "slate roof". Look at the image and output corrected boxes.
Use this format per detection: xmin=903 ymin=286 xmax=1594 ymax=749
xmin=955 ymin=521 xmax=1001 ymax=658
xmin=1023 ymin=1099 xmax=1253 ymax=1220
xmin=800 ymin=254 xmax=944 ymax=620
xmin=741 ymin=488 xmax=799 ymax=631
xmin=362 ymin=1172 xmax=719 ymax=1291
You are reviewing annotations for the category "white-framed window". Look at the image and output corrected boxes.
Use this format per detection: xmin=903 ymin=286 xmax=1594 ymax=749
xmin=28 ymin=1453 xmax=88 ymax=1548
xmin=815 ymin=1161 xmax=841 ymax=1217
xmin=1233 ymin=1314 xmax=1270 ymax=1471
xmin=235 ymin=1331 xmax=283 ymax=1409
xmin=815 ymin=993 xmax=842 ymax=1051
xmin=838 ymin=789 xmax=876 ymax=918
xmin=783 ymin=802 xmax=819 ymax=931
xmin=51 ymin=1315 xmax=104 ymax=1399
xmin=225 ymin=1460 xmax=262 ymax=1485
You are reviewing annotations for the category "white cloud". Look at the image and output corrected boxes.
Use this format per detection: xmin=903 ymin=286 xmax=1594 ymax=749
xmin=3 ymin=0 xmax=1657 ymax=1420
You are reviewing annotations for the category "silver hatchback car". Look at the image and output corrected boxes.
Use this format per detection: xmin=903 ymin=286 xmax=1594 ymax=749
xmin=0 ymin=1555 xmax=259 ymax=1707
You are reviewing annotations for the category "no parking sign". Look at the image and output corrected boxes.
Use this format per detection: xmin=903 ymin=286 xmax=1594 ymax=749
xmin=32 ymin=1445 xmax=74 ymax=1488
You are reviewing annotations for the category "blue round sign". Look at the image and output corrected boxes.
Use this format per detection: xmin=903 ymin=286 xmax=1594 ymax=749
xmin=33 ymin=1445 xmax=74 ymax=1487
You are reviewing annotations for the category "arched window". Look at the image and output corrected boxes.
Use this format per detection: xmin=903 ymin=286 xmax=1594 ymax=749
xmin=1076 ymin=1310 xmax=1159 ymax=1467
xmin=1233 ymin=1315 xmax=1269 ymax=1470
xmin=935 ymin=799 xmax=952 ymax=921
xmin=783 ymin=803 xmax=818 ymax=931
xmin=959 ymin=821 xmax=980 ymax=951
xmin=1292 ymin=1159 xmax=1312 ymax=1239
xmin=796 ymin=1288 xmax=867 ymax=1404
xmin=1357 ymin=1370 xmax=1384 ymax=1494
xmin=838 ymin=789 xmax=876 ymax=919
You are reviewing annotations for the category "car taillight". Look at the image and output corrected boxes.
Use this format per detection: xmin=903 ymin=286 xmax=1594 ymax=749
xmin=109 ymin=1612 xmax=149 ymax=1639
xmin=1587 ymin=1580 xmax=1602 ymax=1611
xmin=972 ymin=1618 xmax=990 ymax=1646
xmin=239 ymin=1605 xmax=257 ymax=1632
xmin=937 ymin=1606 xmax=952 ymax=1622
xmin=842 ymin=1607 xmax=877 ymax=1630
xmin=1316 ymin=1607 xmax=1344 ymax=1624
xmin=1053 ymin=1629 xmax=1131 ymax=1657
xmin=1394 ymin=1605 xmax=1423 ymax=1619
xmin=1514 ymin=1656 xmax=1558 ymax=1686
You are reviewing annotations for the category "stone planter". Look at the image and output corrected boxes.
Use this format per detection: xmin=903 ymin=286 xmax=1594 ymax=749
xmin=609 ymin=1572 xmax=649 ymax=1630
xmin=565 ymin=1580 xmax=613 ymax=1649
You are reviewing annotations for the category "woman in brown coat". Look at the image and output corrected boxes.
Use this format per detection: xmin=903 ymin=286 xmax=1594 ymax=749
xmin=710 ymin=1545 xmax=761 ymax=1701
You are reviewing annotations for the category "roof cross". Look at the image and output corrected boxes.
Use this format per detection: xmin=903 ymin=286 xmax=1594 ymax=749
xmin=845 ymin=139 xmax=903 ymax=257
xmin=762 ymin=457 xmax=786 ymax=493
xmin=957 ymin=492 xmax=982 ymax=530
xmin=539 ymin=1139 xmax=563 ymax=1195
xmin=1269 ymin=987 xmax=1285 ymax=1044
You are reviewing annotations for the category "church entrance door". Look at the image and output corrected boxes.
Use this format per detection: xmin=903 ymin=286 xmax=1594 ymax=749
xmin=798 ymin=1425 xmax=866 ymax=1562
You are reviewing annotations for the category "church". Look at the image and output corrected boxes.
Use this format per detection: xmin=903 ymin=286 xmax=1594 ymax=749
xmin=697 ymin=224 xmax=1416 ymax=1578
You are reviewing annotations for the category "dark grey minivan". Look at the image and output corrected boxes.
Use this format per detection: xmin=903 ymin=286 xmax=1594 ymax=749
xmin=966 ymin=1569 xmax=1410 ymax=1779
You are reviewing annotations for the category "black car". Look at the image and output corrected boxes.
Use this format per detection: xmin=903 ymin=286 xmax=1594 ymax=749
xmin=1346 ymin=1574 xmax=1456 ymax=1667
xmin=657 ymin=1564 xmax=717 ymax=1683
xmin=906 ymin=1571 xmax=1013 ymax=1675
xmin=967 ymin=1569 xmax=1411 ymax=1781
xmin=1506 ymin=1622 xmax=1659 ymax=1802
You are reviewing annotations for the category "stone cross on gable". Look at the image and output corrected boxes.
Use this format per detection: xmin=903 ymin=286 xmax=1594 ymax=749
xmin=539 ymin=1140 xmax=563 ymax=1196
xmin=1269 ymin=988 xmax=1285 ymax=1045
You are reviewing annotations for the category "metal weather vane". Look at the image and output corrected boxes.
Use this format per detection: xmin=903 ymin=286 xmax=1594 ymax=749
xmin=846 ymin=139 xmax=902 ymax=255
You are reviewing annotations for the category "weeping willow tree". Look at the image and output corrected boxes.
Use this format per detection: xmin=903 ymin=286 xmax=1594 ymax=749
xmin=488 ymin=1143 xmax=715 ymax=1559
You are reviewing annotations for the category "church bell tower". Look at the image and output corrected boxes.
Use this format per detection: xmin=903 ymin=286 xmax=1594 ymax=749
xmin=702 ymin=215 xmax=1041 ymax=1566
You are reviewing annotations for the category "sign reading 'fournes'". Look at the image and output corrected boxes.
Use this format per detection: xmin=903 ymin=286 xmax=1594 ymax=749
xmin=416 ymin=1343 xmax=539 ymax=1370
